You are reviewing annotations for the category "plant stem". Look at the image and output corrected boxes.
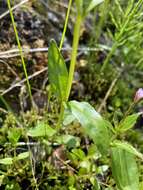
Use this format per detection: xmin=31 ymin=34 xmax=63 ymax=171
xmin=65 ymin=13 xmax=82 ymax=102
xmin=7 ymin=0 xmax=33 ymax=106
xmin=100 ymin=0 xmax=143 ymax=73
xmin=95 ymin=0 xmax=109 ymax=43
xmin=57 ymin=102 xmax=65 ymax=129
xmin=56 ymin=0 xmax=73 ymax=129
xmin=57 ymin=12 xmax=82 ymax=129
xmin=124 ymin=102 xmax=135 ymax=118
xmin=7 ymin=2 xmax=38 ymax=188
xmin=100 ymin=42 xmax=118 ymax=73
xmin=59 ymin=0 xmax=73 ymax=51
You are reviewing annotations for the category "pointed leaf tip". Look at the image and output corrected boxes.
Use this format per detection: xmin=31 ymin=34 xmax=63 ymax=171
xmin=48 ymin=40 xmax=68 ymax=101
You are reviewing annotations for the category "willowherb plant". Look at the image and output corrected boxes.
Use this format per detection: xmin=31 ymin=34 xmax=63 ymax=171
xmin=47 ymin=1 xmax=143 ymax=189
xmin=1 ymin=1 xmax=143 ymax=189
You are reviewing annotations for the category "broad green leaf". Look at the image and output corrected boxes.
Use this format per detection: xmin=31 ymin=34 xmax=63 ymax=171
xmin=48 ymin=40 xmax=68 ymax=101
xmin=111 ymin=147 xmax=139 ymax=190
xmin=8 ymin=128 xmax=22 ymax=144
xmin=118 ymin=113 xmax=140 ymax=132
xmin=71 ymin=148 xmax=85 ymax=160
xmin=0 ymin=157 xmax=13 ymax=165
xmin=67 ymin=101 xmax=111 ymax=154
xmin=63 ymin=108 xmax=76 ymax=125
xmin=85 ymin=0 xmax=104 ymax=15
xmin=17 ymin=152 xmax=29 ymax=160
xmin=0 ymin=153 xmax=29 ymax=166
xmin=27 ymin=121 xmax=56 ymax=137
xmin=111 ymin=140 xmax=143 ymax=160
xmin=56 ymin=135 xmax=80 ymax=148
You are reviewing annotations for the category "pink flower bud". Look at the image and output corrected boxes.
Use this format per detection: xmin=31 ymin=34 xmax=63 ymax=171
xmin=134 ymin=88 xmax=143 ymax=103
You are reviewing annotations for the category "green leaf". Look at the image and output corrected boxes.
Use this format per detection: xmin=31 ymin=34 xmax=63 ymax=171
xmin=8 ymin=128 xmax=22 ymax=144
xmin=5 ymin=180 xmax=21 ymax=190
xmin=48 ymin=39 xmax=68 ymax=101
xmin=79 ymin=160 xmax=91 ymax=172
xmin=63 ymin=107 xmax=76 ymax=125
xmin=85 ymin=0 xmax=104 ymax=15
xmin=66 ymin=101 xmax=111 ymax=154
xmin=17 ymin=152 xmax=29 ymax=160
xmin=111 ymin=147 xmax=139 ymax=190
xmin=112 ymin=140 xmax=143 ymax=160
xmin=71 ymin=148 xmax=86 ymax=160
xmin=27 ymin=121 xmax=56 ymax=137
xmin=0 ymin=152 xmax=29 ymax=166
xmin=0 ymin=157 xmax=13 ymax=165
xmin=118 ymin=113 xmax=140 ymax=132
xmin=56 ymin=135 xmax=80 ymax=148
xmin=90 ymin=176 xmax=101 ymax=190
xmin=76 ymin=0 xmax=104 ymax=17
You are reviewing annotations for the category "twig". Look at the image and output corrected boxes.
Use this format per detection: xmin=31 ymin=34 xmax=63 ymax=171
xmin=4 ymin=142 xmax=40 ymax=146
xmin=0 ymin=45 xmax=111 ymax=58
xmin=97 ymin=71 xmax=122 ymax=113
xmin=0 ymin=59 xmax=19 ymax=78
xmin=1 ymin=67 xmax=47 ymax=96
xmin=1 ymin=52 xmax=83 ymax=96
xmin=0 ymin=0 xmax=29 ymax=20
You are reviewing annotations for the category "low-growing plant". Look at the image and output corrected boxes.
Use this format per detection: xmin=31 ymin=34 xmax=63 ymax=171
xmin=0 ymin=0 xmax=143 ymax=189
